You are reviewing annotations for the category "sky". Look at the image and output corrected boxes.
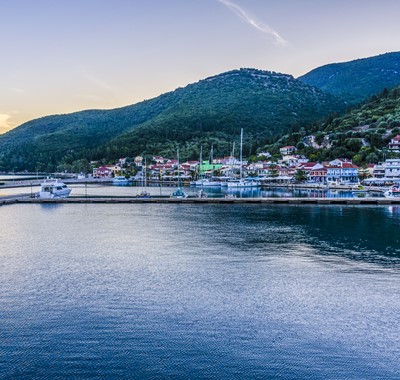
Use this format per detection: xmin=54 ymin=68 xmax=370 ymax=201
xmin=1 ymin=0 xmax=400 ymax=133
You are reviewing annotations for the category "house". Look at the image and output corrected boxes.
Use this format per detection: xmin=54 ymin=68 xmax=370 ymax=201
xmin=93 ymin=166 xmax=113 ymax=178
xmin=308 ymin=163 xmax=327 ymax=183
xmin=153 ymin=156 xmax=166 ymax=164
xmin=118 ymin=158 xmax=127 ymax=166
xmin=385 ymin=159 xmax=400 ymax=178
xmin=372 ymin=163 xmax=386 ymax=179
xmin=388 ymin=135 xmax=400 ymax=152
xmin=329 ymin=158 xmax=352 ymax=166
xmin=134 ymin=156 xmax=143 ymax=167
xmin=326 ymin=162 xmax=359 ymax=183
xmin=280 ymin=146 xmax=297 ymax=156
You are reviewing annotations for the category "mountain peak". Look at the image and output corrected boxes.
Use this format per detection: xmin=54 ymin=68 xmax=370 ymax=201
xmin=299 ymin=52 xmax=400 ymax=103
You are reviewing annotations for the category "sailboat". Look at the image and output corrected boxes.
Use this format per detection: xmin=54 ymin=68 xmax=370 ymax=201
xmin=227 ymin=129 xmax=261 ymax=188
xmin=192 ymin=145 xmax=221 ymax=187
xmin=137 ymin=158 xmax=151 ymax=198
xmin=171 ymin=149 xmax=188 ymax=198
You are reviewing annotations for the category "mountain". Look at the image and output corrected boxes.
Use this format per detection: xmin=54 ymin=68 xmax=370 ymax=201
xmin=299 ymin=52 xmax=400 ymax=104
xmin=0 ymin=68 xmax=345 ymax=172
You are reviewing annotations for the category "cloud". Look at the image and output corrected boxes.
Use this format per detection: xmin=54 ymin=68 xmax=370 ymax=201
xmin=9 ymin=87 xmax=26 ymax=94
xmin=0 ymin=113 xmax=15 ymax=134
xmin=216 ymin=0 xmax=288 ymax=46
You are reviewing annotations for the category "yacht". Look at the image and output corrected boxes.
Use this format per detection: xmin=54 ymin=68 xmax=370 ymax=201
xmin=38 ymin=179 xmax=72 ymax=199
xmin=226 ymin=178 xmax=261 ymax=188
xmin=192 ymin=178 xmax=221 ymax=187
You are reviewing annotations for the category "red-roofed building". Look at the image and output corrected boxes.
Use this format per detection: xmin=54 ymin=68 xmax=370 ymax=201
xmin=326 ymin=162 xmax=359 ymax=183
xmin=93 ymin=166 xmax=113 ymax=178
xmin=308 ymin=164 xmax=327 ymax=183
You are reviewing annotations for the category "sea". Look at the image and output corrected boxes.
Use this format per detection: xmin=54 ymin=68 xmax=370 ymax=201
xmin=0 ymin=203 xmax=399 ymax=379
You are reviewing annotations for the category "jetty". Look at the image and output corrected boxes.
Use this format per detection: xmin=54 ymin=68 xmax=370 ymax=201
xmin=1 ymin=196 xmax=400 ymax=206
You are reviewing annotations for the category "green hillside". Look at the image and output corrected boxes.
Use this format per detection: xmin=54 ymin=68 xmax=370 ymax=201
xmin=268 ymin=86 xmax=400 ymax=165
xmin=0 ymin=68 xmax=345 ymax=172
xmin=299 ymin=52 xmax=400 ymax=104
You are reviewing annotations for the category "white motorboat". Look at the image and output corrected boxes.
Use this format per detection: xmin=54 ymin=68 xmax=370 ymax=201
xmin=112 ymin=176 xmax=130 ymax=185
xmin=193 ymin=178 xmax=221 ymax=187
xmin=384 ymin=185 xmax=400 ymax=198
xmin=226 ymin=179 xmax=261 ymax=188
xmin=38 ymin=179 xmax=72 ymax=199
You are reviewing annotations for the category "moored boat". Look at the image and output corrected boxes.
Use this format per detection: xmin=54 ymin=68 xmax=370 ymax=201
xmin=37 ymin=179 xmax=72 ymax=199
xmin=192 ymin=178 xmax=221 ymax=187
xmin=171 ymin=187 xmax=188 ymax=199
xmin=384 ymin=185 xmax=400 ymax=198
xmin=351 ymin=185 xmax=369 ymax=197
xmin=112 ymin=176 xmax=130 ymax=185
xmin=171 ymin=149 xmax=188 ymax=198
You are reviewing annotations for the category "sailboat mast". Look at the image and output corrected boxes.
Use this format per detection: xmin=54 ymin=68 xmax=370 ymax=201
xmin=144 ymin=158 xmax=147 ymax=188
xmin=177 ymin=148 xmax=180 ymax=187
xmin=200 ymin=146 xmax=203 ymax=178
xmin=240 ymin=128 xmax=243 ymax=180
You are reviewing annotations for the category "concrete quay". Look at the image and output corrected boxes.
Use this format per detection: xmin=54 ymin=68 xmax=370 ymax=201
xmin=1 ymin=196 xmax=400 ymax=206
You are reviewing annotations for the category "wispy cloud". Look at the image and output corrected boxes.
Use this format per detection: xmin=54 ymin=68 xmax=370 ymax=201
xmin=9 ymin=87 xmax=26 ymax=94
xmin=216 ymin=0 xmax=287 ymax=46
xmin=0 ymin=113 xmax=15 ymax=134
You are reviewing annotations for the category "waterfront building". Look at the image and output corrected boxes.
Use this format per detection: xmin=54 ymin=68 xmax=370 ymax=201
xmin=385 ymin=159 xmax=400 ymax=178
xmin=308 ymin=163 xmax=327 ymax=183
xmin=372 ymin=163 xmax=386 ymax=178
xmin=326 ymin=162 xmax=359 ymax=183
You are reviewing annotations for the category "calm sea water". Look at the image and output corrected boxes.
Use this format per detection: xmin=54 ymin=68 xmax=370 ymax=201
xmin=0 ymin=204 xmax=399 ymax=379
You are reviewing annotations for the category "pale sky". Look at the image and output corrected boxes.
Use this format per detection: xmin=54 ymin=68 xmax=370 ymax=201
xmin=1 ymin=0 xmax=400 ymax=133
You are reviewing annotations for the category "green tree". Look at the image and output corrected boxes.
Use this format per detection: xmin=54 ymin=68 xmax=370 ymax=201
xmin=294 ymin=169 xmax=308 ymax=183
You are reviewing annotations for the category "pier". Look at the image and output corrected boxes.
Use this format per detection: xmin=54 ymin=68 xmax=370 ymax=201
xmin=1 ymin=196 xmax=400 ymax=206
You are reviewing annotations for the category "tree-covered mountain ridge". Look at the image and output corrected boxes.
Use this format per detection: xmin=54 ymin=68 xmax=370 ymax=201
xmin=299 ymin=52 xmax=400 ymax=104
xmin=0 ymin=68 xmax=345 ymax=172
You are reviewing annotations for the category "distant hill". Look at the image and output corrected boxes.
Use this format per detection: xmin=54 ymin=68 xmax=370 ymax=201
xmin=299 ymin=52 xmax=400 ymax=104
xmin=0 ymin=68 xmax=345 ymax=172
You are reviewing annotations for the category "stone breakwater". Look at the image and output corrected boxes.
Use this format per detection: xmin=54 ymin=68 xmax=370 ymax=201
xmin=1 ymin=197 xmax=400 ymax=206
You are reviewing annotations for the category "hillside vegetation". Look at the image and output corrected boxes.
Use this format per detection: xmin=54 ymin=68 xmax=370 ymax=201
xmin=299 ymin=52 xmax=400 ymax=104
xmin=0 ymin=68 xmax=344 ymax=172
xmin=268 ymin=86 xmax=400 ymax=165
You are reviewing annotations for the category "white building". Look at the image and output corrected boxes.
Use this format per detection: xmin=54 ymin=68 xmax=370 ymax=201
xmin=385 ymin=159 xmax=400 ymax=178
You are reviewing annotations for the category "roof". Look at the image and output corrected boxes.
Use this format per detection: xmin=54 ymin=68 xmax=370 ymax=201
xmin=280 ymin=145 xmax=296 ymax=149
